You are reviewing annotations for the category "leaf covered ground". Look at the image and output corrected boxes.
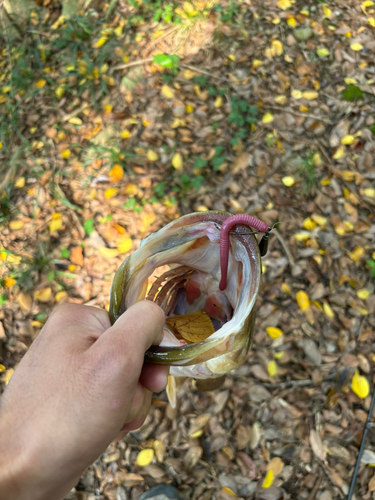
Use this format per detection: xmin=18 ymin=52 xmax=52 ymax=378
xmin=1 ymin=0 xmax=375 ymax=499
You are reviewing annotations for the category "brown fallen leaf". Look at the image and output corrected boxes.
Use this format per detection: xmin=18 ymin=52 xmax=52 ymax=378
xmin=309 ymin=429 xmax=326 ymax=461
xmin=70 ymin=246 xmax=84 ymax=266
xmin=166 ymin=311 xmax=214 ymax=343
xmin=17 ymin=292 xmax=32 ymax=313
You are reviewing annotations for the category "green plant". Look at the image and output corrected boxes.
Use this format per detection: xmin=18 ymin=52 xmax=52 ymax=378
xmin=296 ymin=152 xmax=319 ymax=196
xmin=179 ymin=174 xmax=204 ymax=191
xmin=83 ymin=218 xmax=95 ymax=235
xmin=211 ymin=146 xmax=227 ymax=171
xmin=214 ymin=0 xmax=241 ymax=23
xmin=0 ymin=190 xmax=15 ymax=224
xmin=123 ymin=198 xmax=142 ymax=213
xmin=342 ymin=85 xmax=364 ymax=102
xmin=366 ymin=258 xmax=375 ymax=278
xmin=153 ymin=54 xmax=180 ymax=73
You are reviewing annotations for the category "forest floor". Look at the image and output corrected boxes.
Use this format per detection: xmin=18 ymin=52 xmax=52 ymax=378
xmin=1 ymin=0 xmax=375 ymax=499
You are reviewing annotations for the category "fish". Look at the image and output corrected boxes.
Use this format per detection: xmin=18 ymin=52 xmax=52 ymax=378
xmin=109 ymin=211 xmax=268 ymax=405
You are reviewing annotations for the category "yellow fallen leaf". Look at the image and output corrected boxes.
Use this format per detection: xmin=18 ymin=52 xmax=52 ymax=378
xmin=295 ymin=232 xmax=310 ymax=241
xmin=368 ymin=17 xmax=375 ymax=27
xmin=171 ymin=118 xmax=186 ymax=128
xmin=266 ymin=327 xmax=283 ymax=339
xmin=68 ymin=117 xmax=82 ymax=125
xmin=147 ymin=150 xmax=159 ymax=162
xmin=350 ymin=43 xmax=363 ymax=51
xmin=323 ymin=302 xmax=335 ymax=319
xmin=291 ymin=89 xmax=302 ymax=99
xmin=333 ymin=145 xmax=345 ymax=159
xmin=357 ymin=289 xmax=370 ymax=300
xmin=262 ymin=113 xmax=274 ymax=124
xmin=262 ymin=469 xmax=274 ymax=488
xmin=124 ymin=184 xmax=138 ymax=195
xmin=55 ymin=86 xmax=65 ymax=99
xmin=61 ymin=149 xmax=71 ymax=159
xmin=34 ymin=287 xmax=52 ymax=302
xmin=98 ymin=247 xmax=120 ymax=259
xmin=116 ymin=235 xmax=132 ymax=254
xmin=109 ymin=164 xmax=124 ymax=182
xmin=287 ymin=17 xmax=297 ymax=28
xmin=352 ymin=370 xmax=370 ymax=399
xmin=277 ymin=0 xmax=291 ymax=10
xmin=136 ymin=449 xmax=154 ymax=467
xmin=363 ymin=188 xmax=375 ymax=198
xmin=281 ymin=283 xmax=291 ymax=293
xmin=183 ymin=69 xmax=195 ymax=79
xmin=104 ymin=188 xmax=119 ymax=199
xmin=49 ymin=215 xmax=63 ymax=233
xmin=141 ymin=213 xmax=156 ymax=230
xmin=282 ymin=176 xmax=295 ymax=187
xmin=323 ymin=4 xmax=332 ymax=17
xmin=271 ymin=40 xmax=284 ymax=56
xmin=317 ymin=47 xmax=330 ymax=57
xmin=267 ymin=361 xmax=278 ymax=378
xmin=275 ymin=95 xmax=287 ymax=104
xmin=35 ymin=79 xmax=46 ymax=89
xmin=4 ymin=368 xmax=14 ymax=386
xmin=362 ymin=0 xmax=374 ymax=12
xmin=252 ymin=59 xmax=263 ymax=69
xmin=311 ymin=214 xmax=327 ymax=226
xmin=296 ymin=290 xmax=310 ymax=311
xmin=0 ymin=141 xmax=3 ymax=149
xmin=272 ymin=16 xmax=281 ymax=24
xmin=121 ymin=129 xmax=132 ymax=139
xmin=161 ymin=85 xmax=175 ymax=99
xmin=9 ymin=220 xmax=24 ymax=230
xmin=348 ymin=246 xmax=364 ymax=262
xmin=303 ymin=217 xmax=317 ymax=230
xmin=214 ymin=96 xmax=223 ymax=108
xmin=93 ymin=37 xmax=108 ymax=48
xmin=221 ymin=488 xmax=236 ymax=497
xmin=0 ymin=364 xmax=5 ymax=372
xmin=344 ymin=77 xmax=357 ymax=85
xmin=185 ymin=103 xmax=194 ymax=113
xmin=312 ymin=152 xmax=322 ymax=167
xmin=341 ymin=135 xmax=355 ymax=145
xmin=14 ymin=177 xmax=25 ymax=188
xmin=302 ymin=91 xmax=318 ymax=100
xmin=55 ymin=291 xmax=68 ymax=302
xmin=4 ymin=277 xmax=17 ymax=288
xmin=172 ymin=152 xmax=183 ymax=170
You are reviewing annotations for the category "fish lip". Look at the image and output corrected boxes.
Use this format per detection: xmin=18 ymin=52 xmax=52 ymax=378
xmin=110 ymin=211 xmax=261 ymax=365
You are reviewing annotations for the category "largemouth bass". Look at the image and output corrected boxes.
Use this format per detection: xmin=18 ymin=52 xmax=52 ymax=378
xmin=109 ymin=211 xmax=269 ymax=403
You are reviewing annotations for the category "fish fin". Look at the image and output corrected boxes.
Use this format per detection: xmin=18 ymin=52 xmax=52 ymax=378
xmin=166 ymin=374 xmax=177 ymax=408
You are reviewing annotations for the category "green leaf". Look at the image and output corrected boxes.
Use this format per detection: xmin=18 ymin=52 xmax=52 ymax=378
xmin=194 ymin=156 xmax=208 ymax=170
xmin=0 ymin=294 xmax=8 ymax=306
xmin=371 ymin=124 xmax=375 ymax=135
xmin=342 ymin=85 xmax=364 ymax=102
xmin=153 ymin=54 xmax=180 ymax=68
xmin=60 ymin=248 xmax=70 ymax=259
xmin=83 ymin=218 xmax=95 ymax=235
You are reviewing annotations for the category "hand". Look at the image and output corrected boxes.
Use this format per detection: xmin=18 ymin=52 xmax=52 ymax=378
xmin=0 ymin=301 xmax=168 ymax=500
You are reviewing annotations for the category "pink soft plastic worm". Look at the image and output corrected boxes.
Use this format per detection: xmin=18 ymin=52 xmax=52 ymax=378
xmin=219 ymin=214 xmax=269 ymax=291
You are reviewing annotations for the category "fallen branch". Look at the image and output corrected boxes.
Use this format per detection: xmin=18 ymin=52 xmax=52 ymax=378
xmin=268 ymin=105 xmax=332 ymax=125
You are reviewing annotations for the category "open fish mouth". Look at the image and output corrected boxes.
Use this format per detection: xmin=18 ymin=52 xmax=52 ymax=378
xmin=109 ymin=211 xmax=265 ymax=379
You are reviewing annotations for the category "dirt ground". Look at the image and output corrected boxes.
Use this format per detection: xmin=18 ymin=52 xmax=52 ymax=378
xmin=1 ymin=0 xmax=375 ymax=499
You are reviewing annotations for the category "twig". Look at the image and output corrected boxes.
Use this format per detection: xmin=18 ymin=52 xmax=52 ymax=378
xmin=317 ymin=459 xmax=345 ymax=499
xmin=111 ymin=57 xmax=153 ymax=72
xmin=347 ymin=378 xmax=375 ymax=500
xmin=180 ymin=63 xmax=227 ymax=81
xmin=104 ymin=0 xmax=120 ymax=21
xmin=263 ymin=379 xmax=313 ymax=390
xmin=274 ymin=230 xmax=295 ymax=267
xmin=307 ymin=470 xmax=322 ymax=500
xmin=61 ymin=103 xmax=89 ymax=123
xmin=268 ymin=106 xmax=332 ymax=125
